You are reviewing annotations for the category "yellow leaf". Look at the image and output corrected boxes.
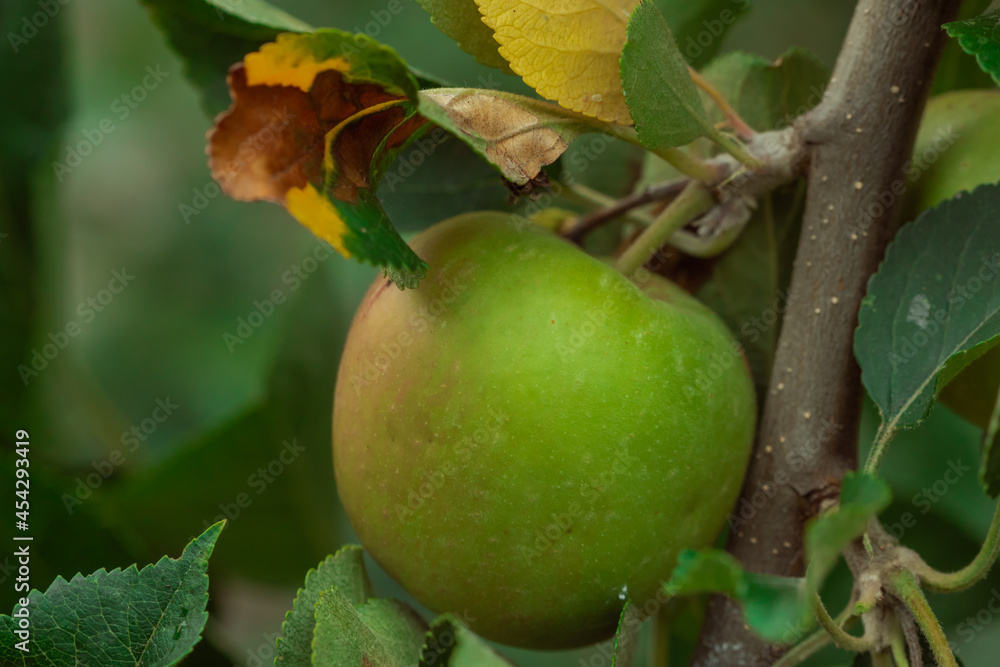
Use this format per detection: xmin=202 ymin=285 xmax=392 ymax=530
xmin=475 ymin=0 xmax=638 ymax=124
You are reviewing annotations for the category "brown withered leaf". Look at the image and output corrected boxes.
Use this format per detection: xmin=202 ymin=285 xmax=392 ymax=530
xmin=206 ymin=30 xmax=429 ymax=286
xmin=208 ymin=66 xmax=406 ymax=205
xmin=209 ymin=64 xmax=323 ymax=203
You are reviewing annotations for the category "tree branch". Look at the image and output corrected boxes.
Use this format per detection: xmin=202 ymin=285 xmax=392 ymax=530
xmin=691 ymin=1 xmax=961 ymax=664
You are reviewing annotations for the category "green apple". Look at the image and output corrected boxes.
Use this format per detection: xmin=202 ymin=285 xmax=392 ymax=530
xmin=908 ymin=90 xmax=1000 ymax=429
xmin=906 ymin=89 xmax=1000 ymax=217
xmin=333 ymin=212 xmax=756 ymax=649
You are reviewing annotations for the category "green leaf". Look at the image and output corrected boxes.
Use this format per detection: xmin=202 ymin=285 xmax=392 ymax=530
xmin=612 ymin=601 xmax=643 ymax=666
xmin=0 ymin=523 xmax=224 ymax=666
xmin=699 ymin=48 xmax=829 ymax=132
xmin=140 ymin=0 xmax=312 ymax=115
xmin=932 ymin=0 xmax=999 ymax=94
xmin=418 ymin=615 xmax=512 ymax=666
xmin=804 ymin=472 xmax=891 ymax=593
xmin=657 ymin=0 xmax=749 ymax=68
xmin=414 ymin=0 xmax=512 ymax=73
xmin=944 ymin=2 xmax=1000 ymax=86
xmin=621 ymin=1 xmax=710 ymax=149
xmin=697 ymin=184 xmax=806 ymax=396
xmin=418 ymin=88 xmax=600 ymax=185
xmin=0 ymin=455 xmax=136 ymax=612
xmin=312 ymin=591 xmax=427 ymax=667
xmin=855 ymin=182 xmax=1000 ymax=432
xmin=981 ymin=385 xmax=1000 ymax=496
xmin=275 ymin=546 xmax=374 ymax=666
xmin=663 ymin=549 xmax=808 ymax=642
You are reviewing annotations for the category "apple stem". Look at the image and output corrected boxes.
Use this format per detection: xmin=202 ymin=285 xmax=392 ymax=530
xmin=613 ymin=181 xmax=714 ymax=277
xmin=906 ymin=498 xmax=1000 ymax=593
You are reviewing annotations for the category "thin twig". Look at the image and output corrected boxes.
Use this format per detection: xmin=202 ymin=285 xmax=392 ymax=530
xmin=563 ymin=179 xmax=688 ymax=243
xmin=689 ymin=66 xmax=756 ymax=140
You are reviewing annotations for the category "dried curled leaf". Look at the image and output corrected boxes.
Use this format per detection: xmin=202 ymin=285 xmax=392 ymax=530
xmin=208 ymin=30 xmax=428 ymax=286
xmin=475 ymin=0 xmax=638 ymax=124
xmin=419 ymin=88 xmax=600 ymax=184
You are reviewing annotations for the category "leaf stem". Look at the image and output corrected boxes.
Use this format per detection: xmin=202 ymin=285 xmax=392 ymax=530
xmin=863 ymin=422 xmax=895 ymax=474
xmin=703 ymin=125 xmax=759 ymax=167
xmin=771 ymin=603 xmax=857 ymax=667
xmin=657 ymin=146 xmax=723 ymax=182
xmin=605 ymin=125 xmax=720 ymax=183
xmin=812 ymin=592 xmax=870 ymax=652
xmin=888 ymin=569 xmax=959 ymax=667
xmin=770 ymin=629 xmax=833 ymax=667
xmin=688 ymin=66 xmax=756 ymax=140
xmin=911 ymin=498 xmax=1000 ymax=593
xmin=614 ymin=181 xmax=713 ymax=276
